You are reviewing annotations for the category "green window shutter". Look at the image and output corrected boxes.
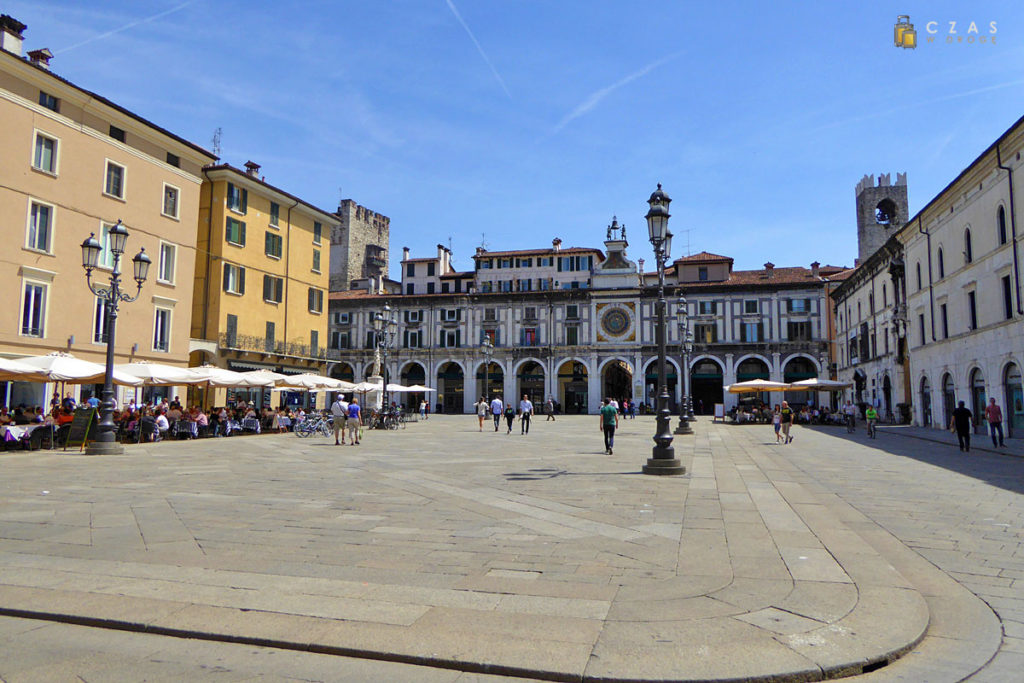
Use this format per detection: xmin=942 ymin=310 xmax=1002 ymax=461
xmin=238 ymin=267 xmax=245 ymax=294
xmin=276 ymin=278 xmax=283 ymax=302
xmin=223 ymin=263 xmax=230 ymax=291
xmin=263 ymin=275 xmax=270 ymax=300
xmin=240 ymin=189 xmax=247 ymax=214
xmin=240 ymin=221 xmax=246 ymax=246
xmin=265 ymin=231 xmax=271 ymax=255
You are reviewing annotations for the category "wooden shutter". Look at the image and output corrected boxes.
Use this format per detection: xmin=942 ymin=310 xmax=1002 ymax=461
xmin=223 ymin=263 xmax=230 ymax=292
xmin=240 ymin=189 xmax=247 ymax=214
xmin=238 ymin=267 xmax=245 ymax=294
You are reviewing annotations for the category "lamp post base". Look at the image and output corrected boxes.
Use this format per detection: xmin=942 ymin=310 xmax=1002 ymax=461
xmin=642 ymin=458 xmax=686 ymax=475
xmin=84 ymin=441 xmax=124 ymax=456
xmin=673 ymin=420 xmax=693 ymax=435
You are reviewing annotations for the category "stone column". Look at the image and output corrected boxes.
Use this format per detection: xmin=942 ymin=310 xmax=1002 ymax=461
xmin=587 ymin=354 xmax=601 ymax=414
xmin=771 ymin=352 xmax=782 ymax=382
xmin=724 ymin=353 xmax=737 ymax=412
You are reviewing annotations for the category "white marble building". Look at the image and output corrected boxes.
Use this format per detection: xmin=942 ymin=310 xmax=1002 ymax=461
xmin=328 ymin=216 xmax=839 ymax=415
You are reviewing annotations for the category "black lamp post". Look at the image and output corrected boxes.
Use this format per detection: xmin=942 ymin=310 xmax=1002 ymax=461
xmin=675 ymin=295 xmax=694 ymax=435
xmin=643 ymin=185 xmax=685 ymax=475
xmin=80 ymin=220 xmax=150 ymax=455
xmin=373 ymin=304 xmax=398 ymax=418
xmin=482 ymin=335 xmax=493 ymax=400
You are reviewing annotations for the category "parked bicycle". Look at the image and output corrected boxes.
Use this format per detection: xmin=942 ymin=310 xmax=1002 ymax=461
xmin=295 ymin=412 xmax=333 ymax=438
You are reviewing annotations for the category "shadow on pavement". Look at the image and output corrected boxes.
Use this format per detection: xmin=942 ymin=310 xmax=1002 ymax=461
xmin=808 ymin=426 xmax=1024 ymax=496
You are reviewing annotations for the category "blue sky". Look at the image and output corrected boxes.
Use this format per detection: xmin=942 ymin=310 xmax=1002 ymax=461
xmin=9 ymin=1 xmax=1024 ymax=276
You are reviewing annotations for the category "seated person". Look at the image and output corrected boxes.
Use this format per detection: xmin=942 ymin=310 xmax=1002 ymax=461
xmin=55 ymin=408 xmax=75 ymax=426
xmin=155 ymin=410 xmax=170 ymax=438
xmin=12 ymin=407 xmax=30 ymax=425
xmin=0 ymin=406 xmax=10 ymax=425
xmin=167 ymin=404 xmax=183 ymax=421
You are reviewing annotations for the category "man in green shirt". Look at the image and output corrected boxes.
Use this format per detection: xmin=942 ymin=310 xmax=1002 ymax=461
xmin=865 ymin=405 xmax=878 ymax=437
xmin=599 ymin=397 xmax=619 ymax=455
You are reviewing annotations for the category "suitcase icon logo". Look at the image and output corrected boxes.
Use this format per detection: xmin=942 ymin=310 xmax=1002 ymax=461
xmin=894 ymin=15 xmax=917 ymax=48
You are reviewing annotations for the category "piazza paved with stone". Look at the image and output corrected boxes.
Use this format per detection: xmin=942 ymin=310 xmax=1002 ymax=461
xmin=0 ymin=415 xmax=1022 ymax=682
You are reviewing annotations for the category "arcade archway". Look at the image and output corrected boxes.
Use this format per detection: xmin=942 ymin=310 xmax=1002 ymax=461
xmin=436 ymin=362 xmax=464 ymax=414
xmin=475 ymin=361 xmax=504 ymax=402
xmin=557 ymin=360 xmax=589 ymax=414
xmin=690 ymin=358 xmax=723 ymax=415
xmin=643 ymin=360 xmax=676 ymax=411
xmin=942 ymin=373 xmax=956 ymax=427
xmin=604 ymin=360 xmax=634 ymax=405
xmin=783 ymin=357 xmax=817 ymax=407
xmin=969 ymin=368 xmax=986 ymax=435
xmin=399 ymin=363 xmax=426 ymax=411
xmin=919 ymin=376 xmax=932 ymax=426
xmin=517 ymin=361 xmax=545 ymax=404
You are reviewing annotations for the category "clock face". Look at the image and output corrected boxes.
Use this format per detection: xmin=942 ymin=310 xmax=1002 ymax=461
xmin=601 ymin=308 xmax=630 ymax=337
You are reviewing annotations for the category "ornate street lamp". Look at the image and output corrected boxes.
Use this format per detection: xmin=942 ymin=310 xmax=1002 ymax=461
xmin=481 ymin=335 xmax=493 ymax=400
xmin=80 ymin=220 xmax=150 ymax=455
xmin=674 ymin=295 xmax=694 ymax=435
xmin=373 ymin=304 xmax=399 ymax=419
xmin=643 ymin=185 xmax=685 ymax=475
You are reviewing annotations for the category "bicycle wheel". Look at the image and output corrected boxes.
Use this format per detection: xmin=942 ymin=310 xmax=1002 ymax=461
xmin=320 ymin=421 xmax=332 ymax=437
xmin=295 ymin=423 xmax=312 ymax=438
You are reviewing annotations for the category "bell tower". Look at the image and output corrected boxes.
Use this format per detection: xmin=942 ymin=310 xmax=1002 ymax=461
xmin=855 ymin=173 xmax=908 ymax=263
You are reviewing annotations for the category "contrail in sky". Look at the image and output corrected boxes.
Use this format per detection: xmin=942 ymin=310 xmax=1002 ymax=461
xmin=445 ymin=0 xmax=512 ymax=99
xmin=55 ymin=0 xmax=198 ymax=55
xmin=553 ymin=49 xmax=687 ymax=133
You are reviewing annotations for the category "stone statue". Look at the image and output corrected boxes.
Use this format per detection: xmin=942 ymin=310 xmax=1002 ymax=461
xmin=372 ymin=346 xmax=382 ymax=377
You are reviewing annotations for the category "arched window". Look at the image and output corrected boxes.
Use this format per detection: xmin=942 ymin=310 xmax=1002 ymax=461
xmin=998 ymin=206 xmax=1008 ymax=245
xmin=964 ymin=228 xmax=973 ymax=264
xmin=938 ymin=247 xmax=945 ymax=278
xmin=916 ymin=262 xmax=922 ymax=290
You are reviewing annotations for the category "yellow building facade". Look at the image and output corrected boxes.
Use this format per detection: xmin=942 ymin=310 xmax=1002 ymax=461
xmin=0 ymin=20 xmax=215 ymax=409
xmin=191 ymin=164 xmax=336 ymax=408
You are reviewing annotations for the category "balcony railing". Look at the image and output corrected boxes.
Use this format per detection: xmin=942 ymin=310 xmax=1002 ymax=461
xmin=219 ymin=333 xmax=328 ymax=360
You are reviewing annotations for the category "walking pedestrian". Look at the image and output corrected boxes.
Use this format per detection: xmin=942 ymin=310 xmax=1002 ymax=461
xmin=519 ymin=394 xmax=534 ymax=435
xmin=780 ymin=401 xmax=794 ymax=444
xmin=772 ymin=406 xmax=782 ymax=443
xmin=503 ymin=403 xmax=516 ymax=433
xmin=330 ymin=394 xmax=349 ymax=445
xmin=420 ymin=399 xmax=427 ymax=420
xmin=599 ymin=397 xmax=619 ymax=455
xmin=950 ymin=400 xmax=973 ymax=452
xmin=490 ymin=395 xmax=503 ymax=432
xmin=985 ymin=397 xmax=1005 ymax=447
xmin=475 ymin=396 xmax=488 ymax=432
xmin=544 ymin=396 xmax=556 ymax=421
xmin=347 ymin=398 xmax=361 ymax=445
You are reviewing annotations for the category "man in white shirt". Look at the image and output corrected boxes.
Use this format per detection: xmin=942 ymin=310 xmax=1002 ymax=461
xmin=490 ymin=396 xmax=503 ymax=432
xmin=843 ymin=400 xmax=857 ymax=429
xmin=331 ymin=394 xmax=349 ymax=445
xmin=519 ymin=394 xmax=534 ymax=435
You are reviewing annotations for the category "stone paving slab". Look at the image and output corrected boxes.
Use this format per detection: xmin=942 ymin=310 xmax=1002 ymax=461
xmin=0 ymin=416 xmax=1007 ymax=681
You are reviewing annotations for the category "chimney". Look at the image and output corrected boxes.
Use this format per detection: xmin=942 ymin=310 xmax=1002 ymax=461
xmin=27 ymin=47 xmax=52 ymax=69
xmin=475 ymin=246 xmax=485 ymax=256
xmin=0 ymin=15 xmax=27 ymax=56
xmin=552 ymin=238 xmax=562 ymax=252
xmin=402 ymin=247 xmax=410 ymax=262
xmin=764 ymin=262 xmax=775 ymax=278
xmin=811 ymin=261 xmax=820 ymax=278
xmin=243 ymin=160 xmax=261 ymax=176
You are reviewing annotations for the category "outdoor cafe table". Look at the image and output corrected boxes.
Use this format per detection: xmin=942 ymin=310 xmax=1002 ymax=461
xmin=2 ymin=424 xmax=46 ymax=441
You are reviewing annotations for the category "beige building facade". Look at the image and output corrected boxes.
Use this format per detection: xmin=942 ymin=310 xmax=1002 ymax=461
xmin=0 ymin=16 xmax=215 ymax=408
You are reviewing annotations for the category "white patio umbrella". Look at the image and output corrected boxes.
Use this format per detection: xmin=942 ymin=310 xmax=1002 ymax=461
xmin=115 ymin=361 xmax=204 ymax=385
xmin=0 ymin=357 xmax=49 ymax=382
xmin=725 ymin=379 xmax=792 ymax=393
xmin=386 ymin=382 xmax=415 ymax=393
xmin=789 ymin=378 xmax=853 ymax=389
xmin=350 ymin=381 xmax=383 ymax=392
xmin=276 ymin=373 xmax=336 ymax=390
xmin=237 ymin=369 xmax=290 ymax=386
xmin=17 ymin=352 xmax=143 ymax=386
xmin=187 ymin=365 xmax=274 ymax=387
xmin=404 ymin=384 xmax=436 ymax=392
